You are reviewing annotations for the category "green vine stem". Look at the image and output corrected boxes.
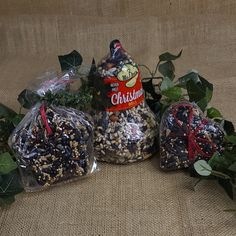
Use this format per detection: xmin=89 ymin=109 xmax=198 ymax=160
xmin=211 ymin=170 xmax=231 ymax=180
xmin=139 ymin=63 xmax=163 ymax=80
xmin=153 ymin=60 xmax=161 ymax=77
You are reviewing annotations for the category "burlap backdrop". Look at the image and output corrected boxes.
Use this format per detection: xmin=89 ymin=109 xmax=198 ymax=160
xmin=0 ymin=1 xmax=236 ymax=235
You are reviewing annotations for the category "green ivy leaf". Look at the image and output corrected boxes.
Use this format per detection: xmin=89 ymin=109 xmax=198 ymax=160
xmin=208 ymin=152 xmax=222 ymax=168
xmin=159 ymin=50 xmax=182 ymax=62
xmin=223 ymin=120 xmax=235 ymax=135
xmin=223 ymin=151 xmax=236 ymax=166
xmin=58 ymin=50 xmax=83 ymax=71
xmin=0 ymin=152 xmax=17 ymax=175
xmin=194 ymin=160 xmax=212 ymax=176
xmin=142 ymin=79 xmax=155 ymax=95
xmin=228 ymin=162 xmax=236 ymax=172
xmin=0 ymin=195 xmax=15 ymax=207
xmin=160 ymin=77 xmax=174 ymax=91
xmin=207 ymin=107 xmax=223 ymax=119
xmin=208 ymin=151 xmax=236 ymax=173
xmin=161 ymin=86 xmax=182 ymax=101
xmin=199 ymin=76 xmax=213 ymax=103
xmin=229 ymin=146 xmax=236 ymax=155
xmin=142 ymin=79 xmax=162 ymax=100
xmin=0 ymin=120 xmax=15 ymax=144
xmin=218 ymin=179 xmax=234 ymax=200
xmin=196 ymin=88 xmax=213 ymax=112
xmin=17 ymin=89 xmax=40 ymax=109
xmin=224 ymin=135 xmax=236 ymax=145
xmin=158 ymin=61 xmax=175 ymax=80
xmin=92 ymin=76 xmax=114 ymax=110
xmin=223 ymin=151 xmax=236 ymax=162
xmin=0 ymin=169 xmax=23 ymax=196
xmin=0 ymin=103 xmax=17 ymax=119
xmin=196 ymin=98 xmax=208 ymax=112
xmin=87 ymin=58 xmax=97 ymax=87
xmin=205 ymin=87 xmax=213 ymax=103
xmin=186 ymin=76 xmax=213 ymax=108
xmin=146 ymin=99 xmax=162 ymax=121
xmin=186 ymin=79 xmax=205 ymax=101
xmin=177 ymin=71 xmax=200 ymax=88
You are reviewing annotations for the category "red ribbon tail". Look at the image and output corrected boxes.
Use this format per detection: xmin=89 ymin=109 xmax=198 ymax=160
xmin=40 ymin=104 xmax=53 ymax=136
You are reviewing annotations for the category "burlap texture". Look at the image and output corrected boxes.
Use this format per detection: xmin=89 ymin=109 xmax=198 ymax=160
xmin=0 ymin=1 xmax=236 ymax=235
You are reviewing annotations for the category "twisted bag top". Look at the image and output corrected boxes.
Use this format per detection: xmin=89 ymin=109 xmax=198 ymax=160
xmin=97 ymin=39 xmax=144 ymax=111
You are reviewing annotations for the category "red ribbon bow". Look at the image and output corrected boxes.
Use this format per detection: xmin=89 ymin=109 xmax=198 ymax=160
xmin=173 ymin=104 xmax=216 ymax=161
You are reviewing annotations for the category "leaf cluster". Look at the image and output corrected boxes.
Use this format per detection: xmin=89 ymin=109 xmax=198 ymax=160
xmin=0 ymin=104 xmax=24 ymax=206
xmin=140 ymin=50 xmax=236 ymax=200
xmin=58 ymin=50 xmax=114 ymax=111
xmin=193 ymin=117 xmax=236 ymax=199
xmin=140 ymin=50 xmax=218 ymax=122
xmin=17 ymin=50 xmax=96 ymax=111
